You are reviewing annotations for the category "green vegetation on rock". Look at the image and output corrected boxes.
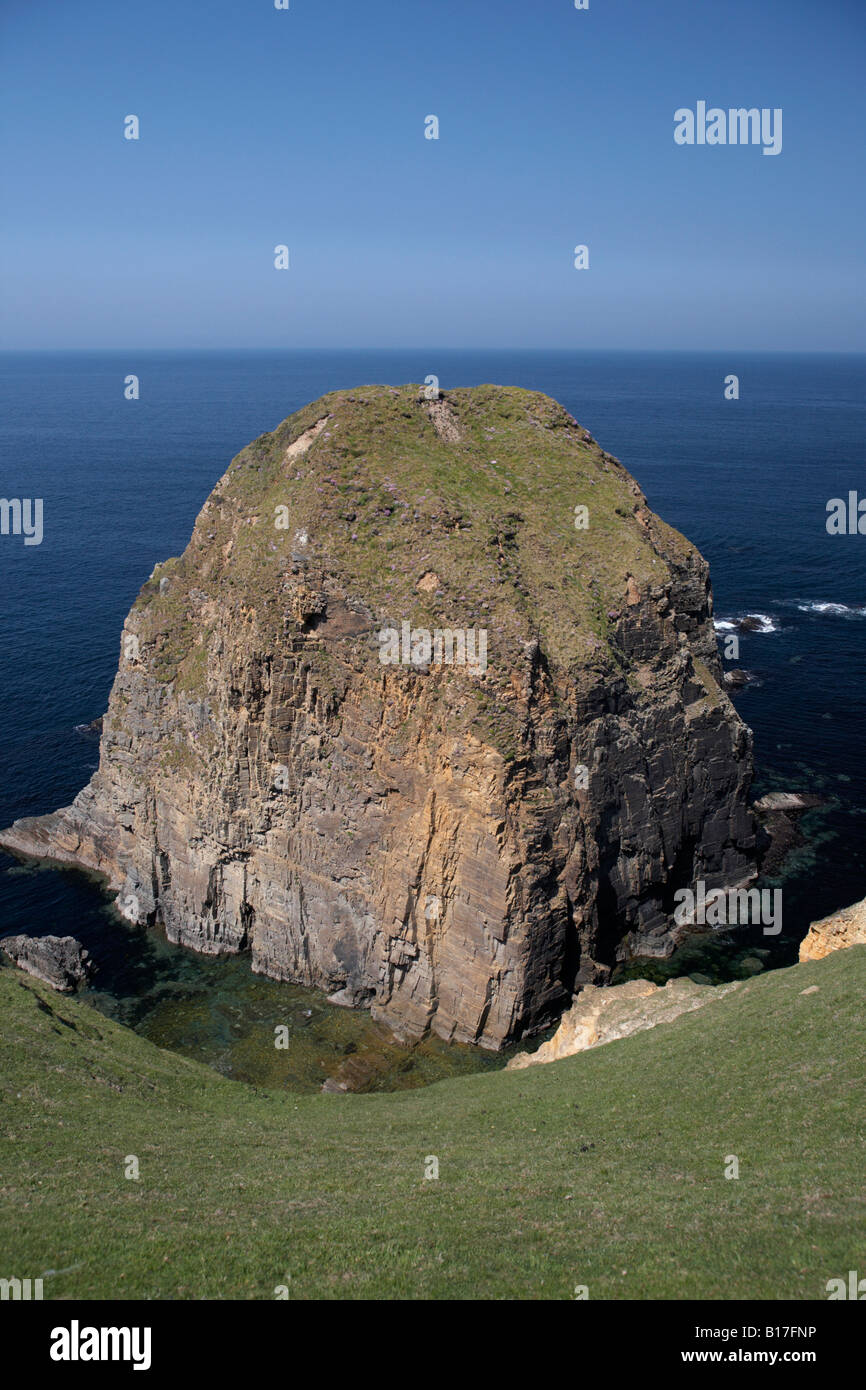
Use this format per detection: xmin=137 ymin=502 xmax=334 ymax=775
xmin=129 ymin=384 xmax=690 ymax=693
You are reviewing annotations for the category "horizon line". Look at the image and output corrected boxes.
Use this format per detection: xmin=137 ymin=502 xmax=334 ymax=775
xmin=2 ymin=346 xmax=865 ymax=356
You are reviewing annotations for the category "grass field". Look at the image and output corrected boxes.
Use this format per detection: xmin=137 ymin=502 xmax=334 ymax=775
xmin=1 ymin=947 xmax=864 ymax=1300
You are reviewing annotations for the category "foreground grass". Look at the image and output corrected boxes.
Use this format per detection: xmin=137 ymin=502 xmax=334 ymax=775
xmin=1 ymin=949 xmax=864 ymax=1300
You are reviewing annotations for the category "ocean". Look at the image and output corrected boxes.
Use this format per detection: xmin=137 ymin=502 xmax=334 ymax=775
xmin=1 ymin=349 xmax=864 ymax=1085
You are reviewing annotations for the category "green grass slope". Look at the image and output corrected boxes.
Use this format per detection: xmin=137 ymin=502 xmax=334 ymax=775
xmin=1 ymin=948 xmax=864 ymax=1300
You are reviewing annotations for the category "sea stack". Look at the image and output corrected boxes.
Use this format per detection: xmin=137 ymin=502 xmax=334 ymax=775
xmin=0 ymin=385 xmax=757 ymax=1047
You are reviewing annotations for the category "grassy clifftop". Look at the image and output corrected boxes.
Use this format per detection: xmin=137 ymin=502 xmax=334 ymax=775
xmin=1 ymin=947 xmax=863 ymax=1300
xmin=131 ymin=384 xmax=695 ymax=690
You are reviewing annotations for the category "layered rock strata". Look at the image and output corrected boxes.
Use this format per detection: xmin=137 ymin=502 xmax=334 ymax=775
xmin=800 ymin=897 xmax=866 ymax=962
xmin=0 ymin=386 xmax=756 ymax=1047
xmin=1 ymin=935 xmax=93 ymax=992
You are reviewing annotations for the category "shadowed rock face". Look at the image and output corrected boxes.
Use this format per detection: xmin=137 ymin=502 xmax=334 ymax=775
xmin=1 ymin=935 xmax=93 ymax=992
xmin=0 ymin=385 xmax=757 ymax=1048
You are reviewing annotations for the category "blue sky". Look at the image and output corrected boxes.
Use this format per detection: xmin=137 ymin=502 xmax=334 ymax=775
xmin=1 ymin=0 xmax=864 ymax=349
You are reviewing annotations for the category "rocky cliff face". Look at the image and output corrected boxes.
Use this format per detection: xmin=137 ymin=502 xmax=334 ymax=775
xmin=0 ymin=385 xmax=756 ymax=1047
xmin=800 ymin=897 xmax=866 ymax=961
xmin=507 ymin=976 xmax=740 ymax=1069
xmin=1 ymin=935 xmax=93 ymax=992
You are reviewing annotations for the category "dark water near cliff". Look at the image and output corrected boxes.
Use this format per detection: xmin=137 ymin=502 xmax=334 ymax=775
xmin=1 ymin=350 xmax=864 ymax=1086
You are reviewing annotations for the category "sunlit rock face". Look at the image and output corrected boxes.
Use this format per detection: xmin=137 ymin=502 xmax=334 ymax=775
xmin=800 ymin=899 xmax=866 ymax=962
xmin=0 ymin=385 xmax=756 ymax=1048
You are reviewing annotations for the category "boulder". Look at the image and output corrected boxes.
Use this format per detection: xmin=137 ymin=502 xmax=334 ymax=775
xmin=754 ymin=792 xmax=822 ymax=813
xmin=723 ymin=669 xmax=756 ymax=689
xmin=799 ymin=897 xmax=866 ymax=962
xmin=1 ymin=934 xmax=93 ymax=992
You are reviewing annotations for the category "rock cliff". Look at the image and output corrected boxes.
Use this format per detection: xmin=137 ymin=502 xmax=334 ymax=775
xmin=507 ymin=976 xmax=740 ymax=1069
xmin=1 ymin=935 xmax=93 ymax=992
xmin=0 ymin=385 xmax=756 ymax=1047
xmin=800 ymin=896 xmax=866 ymax=961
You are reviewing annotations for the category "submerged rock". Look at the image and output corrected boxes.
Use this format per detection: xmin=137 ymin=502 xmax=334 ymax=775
xmin=0 ymin=385 xmax=757 ymax=1049
xmin=754 ymin=791 xmax=824 ymax=877
xmin=723 ymin=669 xmax=757 ymax=689
xmin=74 ymin=717 xmax=104 ymax=740
xmin=1 ymin=934 xmax=93 ymax=992
xmin=754 ymin=792 xmax=823 ymax=813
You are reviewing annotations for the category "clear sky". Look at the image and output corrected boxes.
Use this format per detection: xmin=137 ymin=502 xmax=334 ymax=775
xmin=1 ymin=0 xmax=864 ymax=350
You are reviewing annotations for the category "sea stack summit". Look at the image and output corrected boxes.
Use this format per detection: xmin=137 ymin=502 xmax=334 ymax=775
xmin=0 ymin=385 xmax=756 ymax=1047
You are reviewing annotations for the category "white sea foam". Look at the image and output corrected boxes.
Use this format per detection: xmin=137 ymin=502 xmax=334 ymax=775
xmin=743 ymin=613 xmax=778 ymax=633
xmin=715 ymin=613 xmax=778 ymax=634
xmin=796 ymin=601 xmax=866 ymax=618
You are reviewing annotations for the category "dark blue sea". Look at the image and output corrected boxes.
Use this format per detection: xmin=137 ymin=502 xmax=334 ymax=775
xmin=1 ymin=350 xmax=864 ymax=1083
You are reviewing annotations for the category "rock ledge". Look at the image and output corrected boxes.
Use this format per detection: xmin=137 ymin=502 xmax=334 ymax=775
xmin=1 ymin=935 xmax=93 ymax=992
